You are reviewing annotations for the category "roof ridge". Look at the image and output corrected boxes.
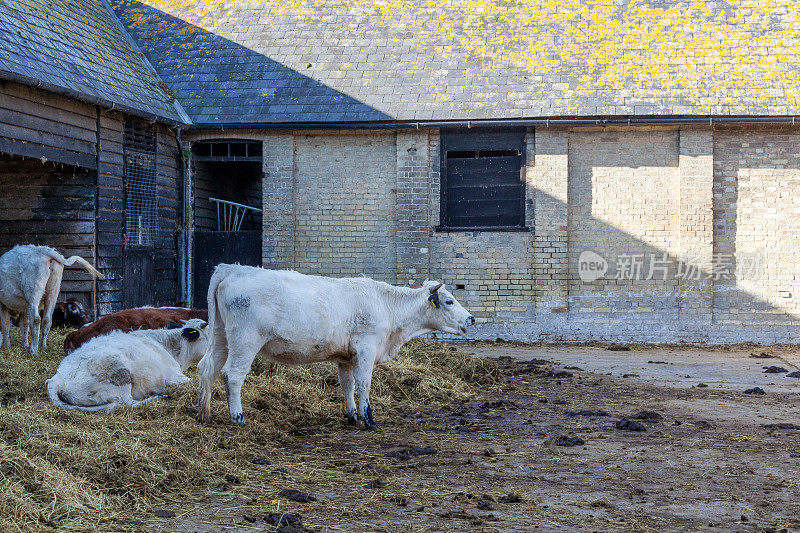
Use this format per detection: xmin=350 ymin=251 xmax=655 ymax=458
xmin=99 ymin=0 xmax=192 ymax=125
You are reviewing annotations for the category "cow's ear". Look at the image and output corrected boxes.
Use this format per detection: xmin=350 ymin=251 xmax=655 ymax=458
xmin=166 ymin=321 xmax=182 ymax=330
xmin=181 ymin=327 xmax=201 ymax=342
xmin=428 ymin=292 xmax=441 ymax=309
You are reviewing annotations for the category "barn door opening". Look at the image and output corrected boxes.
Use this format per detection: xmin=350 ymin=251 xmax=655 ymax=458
xmin=122 ymin=119 xmax=158 ymax=308
xmin=192 ymin=141 xmax=263 ymax=308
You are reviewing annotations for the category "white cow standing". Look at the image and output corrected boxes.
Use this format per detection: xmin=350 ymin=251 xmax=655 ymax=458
xmin=197 ymin=265 xmax=475 ymax=429
xmin=46 ymin=319 xmax=209 ymax=413
xmin=0 ymin=245 xmax=104 ymax=355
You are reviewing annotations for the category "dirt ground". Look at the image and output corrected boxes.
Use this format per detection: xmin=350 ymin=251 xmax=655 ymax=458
xmin=142 ymin=345 xmax=800 ymax=533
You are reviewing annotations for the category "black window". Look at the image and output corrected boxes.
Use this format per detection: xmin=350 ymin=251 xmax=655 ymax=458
xmin=439 ymin=128 xmax=526 ymax=230
xmin=193 ymin=141 xmax=262 ymax=161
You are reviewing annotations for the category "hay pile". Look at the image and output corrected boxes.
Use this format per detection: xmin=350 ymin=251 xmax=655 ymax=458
xmin=0 ymin=329 xmax=498 ymax=531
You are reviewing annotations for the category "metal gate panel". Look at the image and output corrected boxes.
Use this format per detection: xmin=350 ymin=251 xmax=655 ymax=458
xmin=192 ymin=231 xmax=261 ymax=308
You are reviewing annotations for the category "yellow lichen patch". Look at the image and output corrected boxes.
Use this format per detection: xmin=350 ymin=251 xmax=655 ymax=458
xmin=123 ymin=0 xmax=800 ymax=112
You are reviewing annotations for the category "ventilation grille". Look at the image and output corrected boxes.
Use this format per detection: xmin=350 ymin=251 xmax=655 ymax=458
xmin=123 ymin=120 xmax=158 ymax=246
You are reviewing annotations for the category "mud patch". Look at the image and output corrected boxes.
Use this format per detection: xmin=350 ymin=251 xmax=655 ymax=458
xmin=631 ymin=411 xmax=663 ymax=423
xmin=606 ymin=345 xmax=630 ymax=351
xmin=265 ymin=512 xmax=303 ymax=528
xmin=566 ymin=409 xmax=610 ymax=417
xmin=551 ymin=435 xmax=585 ymax=447
xmin=763 ymin=423 xmax=800 ymax=430
xmin=616 ymin=418 xmax=646 ymax=431
xmin=385 ymin=446 xmax=438 ymax=460
xmin=280 ymin=489 xmax=315 ymax=503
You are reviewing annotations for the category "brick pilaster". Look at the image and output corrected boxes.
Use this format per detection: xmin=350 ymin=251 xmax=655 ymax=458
xmin=262 ymin=134 xmax=294 ymax=269
xmin=531 ymin=128 xmax=570 ymax=317
xmin=678 ymin=127 xmax=714 ymax=322
xmin=395 ymin=131 xmax=431 ymax=284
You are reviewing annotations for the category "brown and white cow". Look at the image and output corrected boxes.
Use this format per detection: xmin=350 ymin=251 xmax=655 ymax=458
xmin=64 ymin=307 xmax=209 ymax=354
xmin=197 ymin=265 xmax=474 ymax=429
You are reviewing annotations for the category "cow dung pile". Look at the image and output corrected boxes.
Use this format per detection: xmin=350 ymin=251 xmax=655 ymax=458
xmin=0 ymin=329 xmax=498 ymax=532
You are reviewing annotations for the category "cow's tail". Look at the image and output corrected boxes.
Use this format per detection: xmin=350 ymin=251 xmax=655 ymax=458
xmin=197 ymin=266 xmax=227 ymax=423
xmin=45 ymin=375 xmax=111 ymax=413
xmin=46 ymin=250 xmax=105 ymax=280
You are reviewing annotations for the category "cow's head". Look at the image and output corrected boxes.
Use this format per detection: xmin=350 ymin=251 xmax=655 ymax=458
xmin=168 ymin=318 xmax=210 ymax=371
xmin=64 ymin=298 xmax=89 ymax=326
xmin=421 ymin=280 xmax=475 ymax=335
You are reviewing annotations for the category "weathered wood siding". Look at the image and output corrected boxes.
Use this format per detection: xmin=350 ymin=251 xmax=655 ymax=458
xmin=0 ymin=155 xmax=96 ymax=308
xmin=96 ymin=110 xmax=125 ymax=314
xmin=193 ymin=160 xmax=216 ymax=231
xmin=0 ymin=81 xmax=99 ymax=310
xmin=0 ymin=82 xmax=183 ymax=315
xmin=0 ymin=81 xmax=97 ymax=169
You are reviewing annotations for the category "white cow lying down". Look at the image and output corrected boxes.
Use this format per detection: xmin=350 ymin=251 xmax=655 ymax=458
xmin=46 ymin=319 xmax=209 ymax=413
xmin=0 ymin=244 xmax=104 ymax=355
xmin=197 ymin=265 xmax=475 ymax=429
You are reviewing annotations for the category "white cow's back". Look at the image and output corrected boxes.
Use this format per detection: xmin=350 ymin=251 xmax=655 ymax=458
xmin=213 ymin=267 xmax=395 ymax=364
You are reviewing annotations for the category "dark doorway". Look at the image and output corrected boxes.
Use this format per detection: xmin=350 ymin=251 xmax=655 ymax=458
xmin=192 ymin=140 xmax=263 ymax=308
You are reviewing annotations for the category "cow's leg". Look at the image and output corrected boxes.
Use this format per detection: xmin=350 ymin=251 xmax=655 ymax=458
xmin=27 ymin=301 xmax=41 ymax=356
xmin=337 ymin=363 xmax=358 ymax=424
xmin=0 ymin=307 xmax=10 ymax=349
xmin=39 ymin=265 xmax=62 ymax=351
xmin=19 ymin=314 xmax=29 ymax=347
xmin=220 ymin=332 xmax=261 ymax=426
xmin=354 ymin=348 xmax=378 ymax=430
xmin=197 ymin=323 xmax=229 ymax=423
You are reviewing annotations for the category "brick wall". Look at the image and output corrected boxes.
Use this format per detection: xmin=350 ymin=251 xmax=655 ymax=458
xmin=290 ymin=132 xmax=397 ymax=282
xmin=566 ymin=130 xmax=680 ymax=320
xmin=713 ymin=126 xmax=800 ymax=330
xmin=241 ymin=125 xmax=800 ymax=344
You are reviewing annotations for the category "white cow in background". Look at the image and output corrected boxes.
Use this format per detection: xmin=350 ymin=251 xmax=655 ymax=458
xmin=197 ymin=265 xmax=475 ymax=429
xmin=46 ymin=319 xmax=209 ymax=413
xmin=0 ymin=245 xmax=104 ymax=355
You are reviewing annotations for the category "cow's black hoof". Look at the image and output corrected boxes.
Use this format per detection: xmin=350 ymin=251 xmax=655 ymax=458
xmin=362 ymin=404 xmax=377 ymax=430
xmin=345 ymin=413 xmax=359 ymax=425
xmin=231 ymin=413 xmax=245 ymax=426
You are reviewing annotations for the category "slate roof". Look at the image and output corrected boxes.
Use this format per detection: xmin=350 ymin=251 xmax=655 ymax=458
xmin=112 ymin=0 xmax=800 ymax=125
xmin=0 ymin=0 xmax=187 ymax=123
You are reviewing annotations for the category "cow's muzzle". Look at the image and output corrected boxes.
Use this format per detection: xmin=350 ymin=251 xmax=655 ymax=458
xmin=459 ymin=315 xmax=476 ymax=334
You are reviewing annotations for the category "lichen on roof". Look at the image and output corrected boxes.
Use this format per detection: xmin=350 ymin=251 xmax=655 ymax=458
xmin=0 ymin=0 xmax=186 ymax=122
xmin=113 ymin=0 xmax=800 ymax=123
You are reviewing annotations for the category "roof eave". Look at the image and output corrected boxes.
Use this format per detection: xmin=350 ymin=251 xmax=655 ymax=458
xmin=0 ymin=70 xmax=190 ymax=127
xmin=185 ymin=115 xmax=800 ymax=131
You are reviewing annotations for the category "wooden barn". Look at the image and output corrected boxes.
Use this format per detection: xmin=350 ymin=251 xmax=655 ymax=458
xmin=0 ymin=0 xmax=191 ymax=317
